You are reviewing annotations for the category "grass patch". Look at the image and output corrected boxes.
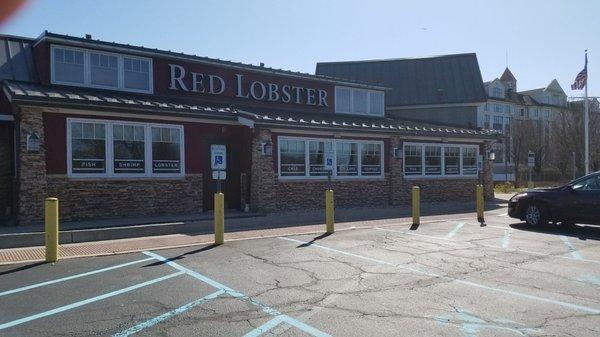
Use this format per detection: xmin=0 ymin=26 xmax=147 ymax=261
xmin=494 ymin=182 xmax=527 ymax=194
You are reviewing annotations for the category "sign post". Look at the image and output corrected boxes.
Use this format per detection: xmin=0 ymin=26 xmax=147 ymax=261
xmin=211 ymin=145 xmax=227 ymax=244
xmin=527 ymin=151 xmax=535 ymax=189
xmin=324 ymin=152 xmax=334 ymax=233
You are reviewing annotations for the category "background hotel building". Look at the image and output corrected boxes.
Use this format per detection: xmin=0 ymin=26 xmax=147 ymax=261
xmin=0 ymin=32 xmax=496 ymax=226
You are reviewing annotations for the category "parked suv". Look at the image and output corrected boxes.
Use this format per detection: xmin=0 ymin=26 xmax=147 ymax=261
xmin=508 ymin=172 xmax=600 ymax=226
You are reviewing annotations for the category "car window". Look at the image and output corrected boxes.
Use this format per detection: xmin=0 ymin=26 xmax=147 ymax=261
xmin=572 ymin=175 xmax=600 ymax=190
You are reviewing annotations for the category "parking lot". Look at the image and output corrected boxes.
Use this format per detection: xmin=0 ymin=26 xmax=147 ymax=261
xmin=1 ymin=210 xmax=600 ymax=336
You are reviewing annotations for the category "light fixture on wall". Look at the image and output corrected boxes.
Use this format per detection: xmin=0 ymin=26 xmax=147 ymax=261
xmin=26 ymin=133 xmax=40 ymax=152
xmin=488 ymin=149 xmax=496 ymax=162
xmin=261 ymin=141 xmax=272 ymax=156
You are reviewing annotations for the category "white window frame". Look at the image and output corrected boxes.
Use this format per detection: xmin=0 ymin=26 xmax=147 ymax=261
xmin=334 ymin=86 xmax=385 ymax=117
xmin=67 ymin=118 xmax=184 ymax=178
xmin=277 ymin=136 xmax=384 ymax=180
xmin=402 ymin=142 xmax=479 ymax=179
xmin=51 ymin=45 xmax=153 ymax=94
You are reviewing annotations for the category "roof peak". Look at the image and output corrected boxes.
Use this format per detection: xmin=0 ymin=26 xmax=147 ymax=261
xmin=500 ymin=67 xmax=516 ymax=82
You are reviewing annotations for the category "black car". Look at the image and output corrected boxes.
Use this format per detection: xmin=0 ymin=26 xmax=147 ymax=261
xmin=508 ymin=171 xmax=600 ymax=226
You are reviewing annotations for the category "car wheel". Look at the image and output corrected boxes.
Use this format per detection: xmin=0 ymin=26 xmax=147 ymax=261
xmin=524 ymin=203 xmax=547 ymax=226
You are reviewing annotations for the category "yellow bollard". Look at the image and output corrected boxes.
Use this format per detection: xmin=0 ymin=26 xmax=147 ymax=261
xmin=476 ymin=184 xmax=484 ymax=223
xmin=412 ymin=186 xmax=420 ymax=226
xmin=325 ymin=189 xmax=334 ymax=233
xmin=45 ymin=197 xmax=59 ymax=263
xmin=214 ymin=193 xmax=224 ymax=245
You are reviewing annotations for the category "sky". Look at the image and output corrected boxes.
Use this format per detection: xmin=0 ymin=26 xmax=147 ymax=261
xmin=2 ymin=0 xmax=599 ymax=97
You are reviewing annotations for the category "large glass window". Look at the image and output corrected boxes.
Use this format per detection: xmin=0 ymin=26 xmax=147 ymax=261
xmin=151 ymin=127 xmax=181 ymax=174
xmin=404 ymin=145 xmax=422 ymax=176
xmin=334 ymin=86 xmax=384 ymax=116
xmin=90 ymin=52 xmax=118 ymax=87
xmin=113 ymin=124 xmax=145 ymax=174
xmin=280 ymin=139 xmax=306 ymax=177
xmin=70 ymin=121 xmax=106 ymax=174
xmin=52 ymin=45 xmax=152 ymax=93
xmin=444 ymin=146 xmax=460 ymax=175
xmin=124 ymin=57 xmax=151 ymax=91
xmin=53 ymin=47 xmax=84 ymax=84
xmin=278 ymin=137 xmax=383 ymax=179
xmin=404 ymin=143 xmax=479 ymax=178
xmin=309 ymin=141 xmax=333 ymax=177
xmin=336 ymin=142 xmax=358 ymax=176
xmin=462 ymin=147 xmax=478 ymax=175
xmin=361 ymin=143 xmax=382 ymax=176
xmin=69 ymin=120 xmax=183 ymax=177
xmin=424 ymin=146 xmax=442 ymax=176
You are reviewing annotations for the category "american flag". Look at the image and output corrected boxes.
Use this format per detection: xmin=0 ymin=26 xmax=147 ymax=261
xmin=571 ymin=53 xmax=588 ymax=90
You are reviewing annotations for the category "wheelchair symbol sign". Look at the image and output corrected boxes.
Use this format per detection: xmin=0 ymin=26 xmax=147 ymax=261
xmin=211 ymin=144 xmax=227 ymax=170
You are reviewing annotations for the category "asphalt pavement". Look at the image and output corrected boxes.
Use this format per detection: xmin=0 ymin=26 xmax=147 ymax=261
xmin=1 ymin=207 xmax=600 ymax=336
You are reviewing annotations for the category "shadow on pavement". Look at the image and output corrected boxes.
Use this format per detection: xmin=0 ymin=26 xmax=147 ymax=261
xmin=296 ymin=232 xmax=333 ymax=248
xmin=0 ymin=261 xmax=46 ymax=276
xmin=510 ymin=222 xmax=600 ymax=241
xmin=142 ymin=243 xmax=220 ymax=268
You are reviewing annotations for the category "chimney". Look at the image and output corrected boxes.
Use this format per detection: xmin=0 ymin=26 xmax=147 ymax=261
xmin=85 ymin=34 xmax=92 ymax=40
xmin=259 ymin=62 xmax=265 ymax=67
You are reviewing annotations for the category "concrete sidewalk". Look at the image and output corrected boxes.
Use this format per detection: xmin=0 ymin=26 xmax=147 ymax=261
xmin=0 ymin=211 xmax=485 ymax=265
xmin=0 ymin=196 xmax=509 ymax=249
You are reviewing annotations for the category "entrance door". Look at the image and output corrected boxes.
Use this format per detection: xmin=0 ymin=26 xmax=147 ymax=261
xmin=202 ymin=140 xmax=241 ymax=211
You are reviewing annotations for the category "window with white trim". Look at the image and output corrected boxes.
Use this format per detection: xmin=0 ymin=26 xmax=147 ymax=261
xmin=151 ymin=127 xmax=182 ymax=174
xmin=90 ymin=52 xmax=118 ymax=87
xmin=336 ymin=142 xmax=358 ymax=176
xmin=113 ymin=123 xmax=145 ymax=174
xmin=68 ymin=119 xmax=183 ymax=177
xmin=52 ymin=45 xmax=153 ymax=93
xmin=309 ymin=140 xmax=333 ymax=177
xmin=424 ymin=145 xmax=442 ymax=176
xmin=403 ymin=143 xmax=479 ymax=178
xmin=70 ymin=121 xmax=106 ymax=174
xmin=444 ymin=146 xmax=460 ymax=175
xmin=280 ymin=139 xmax=306 ymax=177
xmin=53 ymin=47 xmax=84 ymax=84
xmin=335 ymin=86 xmax=384 ymax=116
xmin=462 ymin=147 xmax=478 ymax=175
xmin=278 ymin=137 xmax=383 ymax=179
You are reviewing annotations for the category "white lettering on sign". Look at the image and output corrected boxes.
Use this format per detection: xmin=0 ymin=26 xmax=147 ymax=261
xmin=168 ymin=64 xmax=329 ymax=107
xmin=211 ymin=144 xmax=227 ymax=170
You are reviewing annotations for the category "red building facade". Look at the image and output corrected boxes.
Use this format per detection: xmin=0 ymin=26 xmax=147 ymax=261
xmin=0 ymin=32 xmax=496 ymax=225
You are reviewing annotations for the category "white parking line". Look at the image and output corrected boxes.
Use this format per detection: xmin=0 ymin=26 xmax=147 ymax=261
xmin=560 ymin=236 xmax=583 ymax=260
xmin=279 ymin=236 xmax=600 ymax=314
xmin=0 ymin=257 xmax=155 ymax=298
xmin=374 ymin=227 xmax=600 ymax=265
xmin=445 ymin=222 xmax=465 ymax=239
xmin=502 ymin=229 xmax=512 ymax=249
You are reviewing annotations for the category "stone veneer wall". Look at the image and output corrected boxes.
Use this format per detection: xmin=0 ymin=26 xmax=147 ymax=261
xmin=46 ymin=175 xmax=202 ymax=222
xmin=0 ymin=123 xmax=12 ymax=217
xmin=250 ymin=128 xmax=495 ymax=212
xmin=17 ymin=106 xmax=47 ymax=225
xmin=16 ymin=106 xmax=203 ymax=225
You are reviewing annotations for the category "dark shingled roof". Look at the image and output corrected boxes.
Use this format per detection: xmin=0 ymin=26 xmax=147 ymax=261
xmin=0 ymin=35 xmax=38 ymax=83
xmin=2 ymin=80 xmax=498 ymax=139
xmin=315 ymin=54 xmax=487 ymax=107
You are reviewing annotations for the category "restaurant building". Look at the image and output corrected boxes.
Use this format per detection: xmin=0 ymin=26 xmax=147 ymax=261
xmin=0 ymin=32 xmax=497 ymax=226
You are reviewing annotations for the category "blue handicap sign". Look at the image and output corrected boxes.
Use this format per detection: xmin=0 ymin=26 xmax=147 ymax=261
xmin=326 ymin=157 xmax=333 ymax=166
xmin=214 ymin=155 xmax=223 ymax=166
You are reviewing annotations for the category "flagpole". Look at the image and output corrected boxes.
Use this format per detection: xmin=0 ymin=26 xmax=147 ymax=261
xmin=584 ymin=50 xmax=590 ymax=175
